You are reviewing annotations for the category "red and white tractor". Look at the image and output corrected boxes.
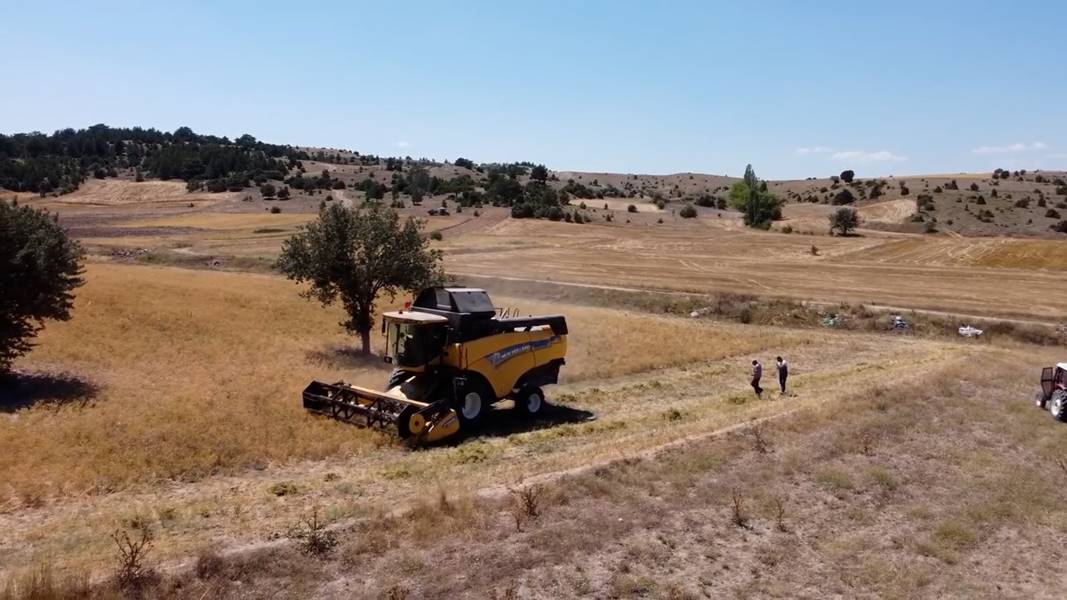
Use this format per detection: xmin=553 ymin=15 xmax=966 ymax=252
xmin=1036 ymin=363 xmax=1067 ymax=421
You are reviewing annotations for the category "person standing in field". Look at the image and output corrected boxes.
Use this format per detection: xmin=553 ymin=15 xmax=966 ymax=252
xmin=751 ymin=359 xmax=763 ymax=399
xmin=776 ymin=356 xmax=789 ymax=395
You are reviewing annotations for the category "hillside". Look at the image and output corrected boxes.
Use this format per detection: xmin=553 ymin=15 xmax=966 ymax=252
xmin=4 ymin=124 xmax=1067 ymax=238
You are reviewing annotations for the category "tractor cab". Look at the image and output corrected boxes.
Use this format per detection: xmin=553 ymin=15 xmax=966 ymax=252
xmin=1040 ymin=363 xmax=1067 ymax=399
xmin=1036 ymin=363 xmax=1067 ymax=421
xmin=382 ymin=310 xmax=448 ymax=369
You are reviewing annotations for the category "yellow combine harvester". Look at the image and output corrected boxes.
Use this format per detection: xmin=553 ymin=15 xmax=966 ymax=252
xmin=302 ymin=287 xmax=568 ymax=444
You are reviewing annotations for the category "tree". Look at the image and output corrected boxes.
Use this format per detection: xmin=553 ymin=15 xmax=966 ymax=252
xmin=277 ymin=186 xmax=290 ymax=200
xmin=828 ymin=207 xmax=860 ymax=236
xmin=0 ymin=201 xmax=85 ymax=372
xmin=840 ymin=170 xmax=855 ymax=183
xmin=454 ymin=157 xmax=475 ymax=170
xmin=728 ymin=165 xmax=782 ymax=228
xmin=276 ymin=206 xmax=443 ymax=354
xmin=530 ymin=164 xmax=549 ymax=182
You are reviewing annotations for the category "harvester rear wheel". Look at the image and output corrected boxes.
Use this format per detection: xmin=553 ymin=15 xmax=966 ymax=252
xmin=515 ymin=386 xmax=545 ymax=416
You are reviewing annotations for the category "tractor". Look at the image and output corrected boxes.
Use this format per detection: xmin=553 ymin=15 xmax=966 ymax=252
xmin=302 ymin=287 xmax=567 ymax=444
xmin=1035 ymin=363 xmax=1067 ymax=421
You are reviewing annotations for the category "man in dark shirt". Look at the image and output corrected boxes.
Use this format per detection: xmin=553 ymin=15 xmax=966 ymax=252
xmin=776 ymin=356 xmax=789 ymax=395
xmin=751 ymin=359 xmax=763 ymax=399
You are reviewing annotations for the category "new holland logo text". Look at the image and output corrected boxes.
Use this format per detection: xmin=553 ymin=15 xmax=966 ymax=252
xmin=486 ymin=336 xmax=558 ymax=367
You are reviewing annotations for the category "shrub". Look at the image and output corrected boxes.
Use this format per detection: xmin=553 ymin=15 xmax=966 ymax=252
xmin=1014 ymin=198 xmax=1031 ymax=208
xmin=1051 ymin=220 xmax=1067 ymax=233
xmin=781 ymin=225 xmax=793 ymax=234
xmin=269 ymin=481 xmax=298 ymax=496
xmin=627 ymin=204 xmax=638 ymax=213
xmin=269 ymin=206 xmax=281 ymax=214
xmin=829 ymin=207 xmax=860 ymax=235
xmin=430 ymin=231 xmax=443 ymax=241
xmin=832 ymin=188 xmax=855 ymax=205
xmin=679 ymin=204 xmax=697 ymax=219
xmin=839 ymin=170 xmax=855 ymax=183
xmin=289 ymin=509 xmax=338 ymax=557
xmin=1046 ymin=209 xmax=1061 ymax=219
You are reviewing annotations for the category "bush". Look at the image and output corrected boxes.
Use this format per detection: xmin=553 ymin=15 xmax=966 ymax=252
xmin=430 ymin=231 xmax=443 ymax=241
xmin=829 ymin=207 xmax=861 ymax=235
xmin=269 ymin=206 xmax=281 ymax=214
xmin=627 ymin=204 xmax=638 ymax=213
xmin=839 ymin=170 xmax=855 ymax=183
xmin=679 ymin=204 xmax=697 ymax=219
xmin=832 ymin=189 xmax=855 ymax=205
xmin=1051 ymin=220 xmax=1067 ymax=233
xmin=1046 ymin=209 xmax=1061 ymax=219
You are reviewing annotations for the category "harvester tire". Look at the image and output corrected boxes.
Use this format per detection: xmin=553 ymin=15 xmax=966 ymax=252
xmin=386 ymin=369 xmax=407 ymax=390
xmin=515 ymin=386 xmax=546 ymax=416
xmin=455 ymin=381 xmax=490 ymax=428
xmin=1050 ymin=390 xmax=1067 ymax=421
xmin=1035 ymin=391 xmax=1048 ymax=409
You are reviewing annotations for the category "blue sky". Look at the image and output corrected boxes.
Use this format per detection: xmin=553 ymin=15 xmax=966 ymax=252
xmin=2 ymin=0 xmax=1065 ymax=179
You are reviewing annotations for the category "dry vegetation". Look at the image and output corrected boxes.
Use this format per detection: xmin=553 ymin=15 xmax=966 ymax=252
xmin=4 ymin=171 xmax=1067 ymax=597
xmin=6 ymin=346 xmax=1061 ymax=598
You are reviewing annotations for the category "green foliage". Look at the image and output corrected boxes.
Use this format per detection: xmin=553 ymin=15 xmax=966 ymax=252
xmin=529 ymin=164 xmax=549 ymax=182
xmin=0 ymin=201 xmax=85 ymax=371
xmin=828 ymin=206 xmax=860 ymax=236
xmin=276 ymin=206 xmax=443 ymax=353
xmin=832 ymin=189 xmax=855 ymax=205
xmin=728 ymin=165 xmax=782 ymax=228
xmin=0 ymin=124 xmax=304 ymax=195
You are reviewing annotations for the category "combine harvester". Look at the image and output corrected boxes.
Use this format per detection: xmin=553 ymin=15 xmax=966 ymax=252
xmin=303 ymin=287 xmax=568 ymax=445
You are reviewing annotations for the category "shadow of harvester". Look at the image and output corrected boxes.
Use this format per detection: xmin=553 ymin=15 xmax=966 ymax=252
xmin=472 ymin=401 xmax=596 ymax=440
xmin=0 ymin=371 xmax=99 ymax=412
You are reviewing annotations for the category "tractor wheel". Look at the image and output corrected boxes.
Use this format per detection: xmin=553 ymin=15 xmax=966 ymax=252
xmin=455 ymin=381 xmax=490 ymax=428
xmin=1035 ymin=390 xmax=1048 ymax=409
xmin=1050 ymin=390 xmax=1067 ymax=421
xmin=515 ymin=386 xmax=546 ymax=417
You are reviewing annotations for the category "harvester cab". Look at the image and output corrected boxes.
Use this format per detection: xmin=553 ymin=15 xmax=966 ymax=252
xmin=1036 ymin=363 xmax=1067 ymax=421
xmin=302 ymin=287 xmax=568 ymax=445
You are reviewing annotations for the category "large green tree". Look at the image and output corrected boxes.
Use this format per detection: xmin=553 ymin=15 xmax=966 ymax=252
xmin=728 ymin=164 xmax=782 ymax=228
xmin=276 ymin=205 xmax=443 ymax=354
xmin=0 ymin=200 xmax=85 ymax=372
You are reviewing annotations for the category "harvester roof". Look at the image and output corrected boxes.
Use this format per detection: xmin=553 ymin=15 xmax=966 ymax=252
xmin=383 ymin=310 xmax=449 ymax=324
xmin=1057 ymin=362 xmax=1067 ymax=372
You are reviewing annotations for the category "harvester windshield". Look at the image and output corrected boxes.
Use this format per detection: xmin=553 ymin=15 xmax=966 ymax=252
xmin=384 ymin=313 xmax=447 ymax=368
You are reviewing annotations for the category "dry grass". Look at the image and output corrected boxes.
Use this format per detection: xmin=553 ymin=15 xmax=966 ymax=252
xmin=0 ymin=262 xmax=815 ymax=502
xmin=190 ymin=347 xmax=1062 ymax=599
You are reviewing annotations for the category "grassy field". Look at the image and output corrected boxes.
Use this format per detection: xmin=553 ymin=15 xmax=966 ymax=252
xmin=3 ymin=178 xmax=1067 ymax=596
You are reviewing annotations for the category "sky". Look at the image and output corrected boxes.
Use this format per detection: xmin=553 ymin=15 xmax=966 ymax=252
xmin=2 ymin=0 xmax=1065 ymax=179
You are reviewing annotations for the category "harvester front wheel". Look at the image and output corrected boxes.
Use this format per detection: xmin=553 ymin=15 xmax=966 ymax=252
xmin=515 ymin=386 xmax=545 ymax=416
xmin=1050 ymin=390 xmax=1067 ymax=421
xmin=455 ymin=382 xmax=490 ymax=428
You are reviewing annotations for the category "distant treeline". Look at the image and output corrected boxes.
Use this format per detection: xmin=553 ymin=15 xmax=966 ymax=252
xmin=0 ymin=124 xmax=307 ymax=195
